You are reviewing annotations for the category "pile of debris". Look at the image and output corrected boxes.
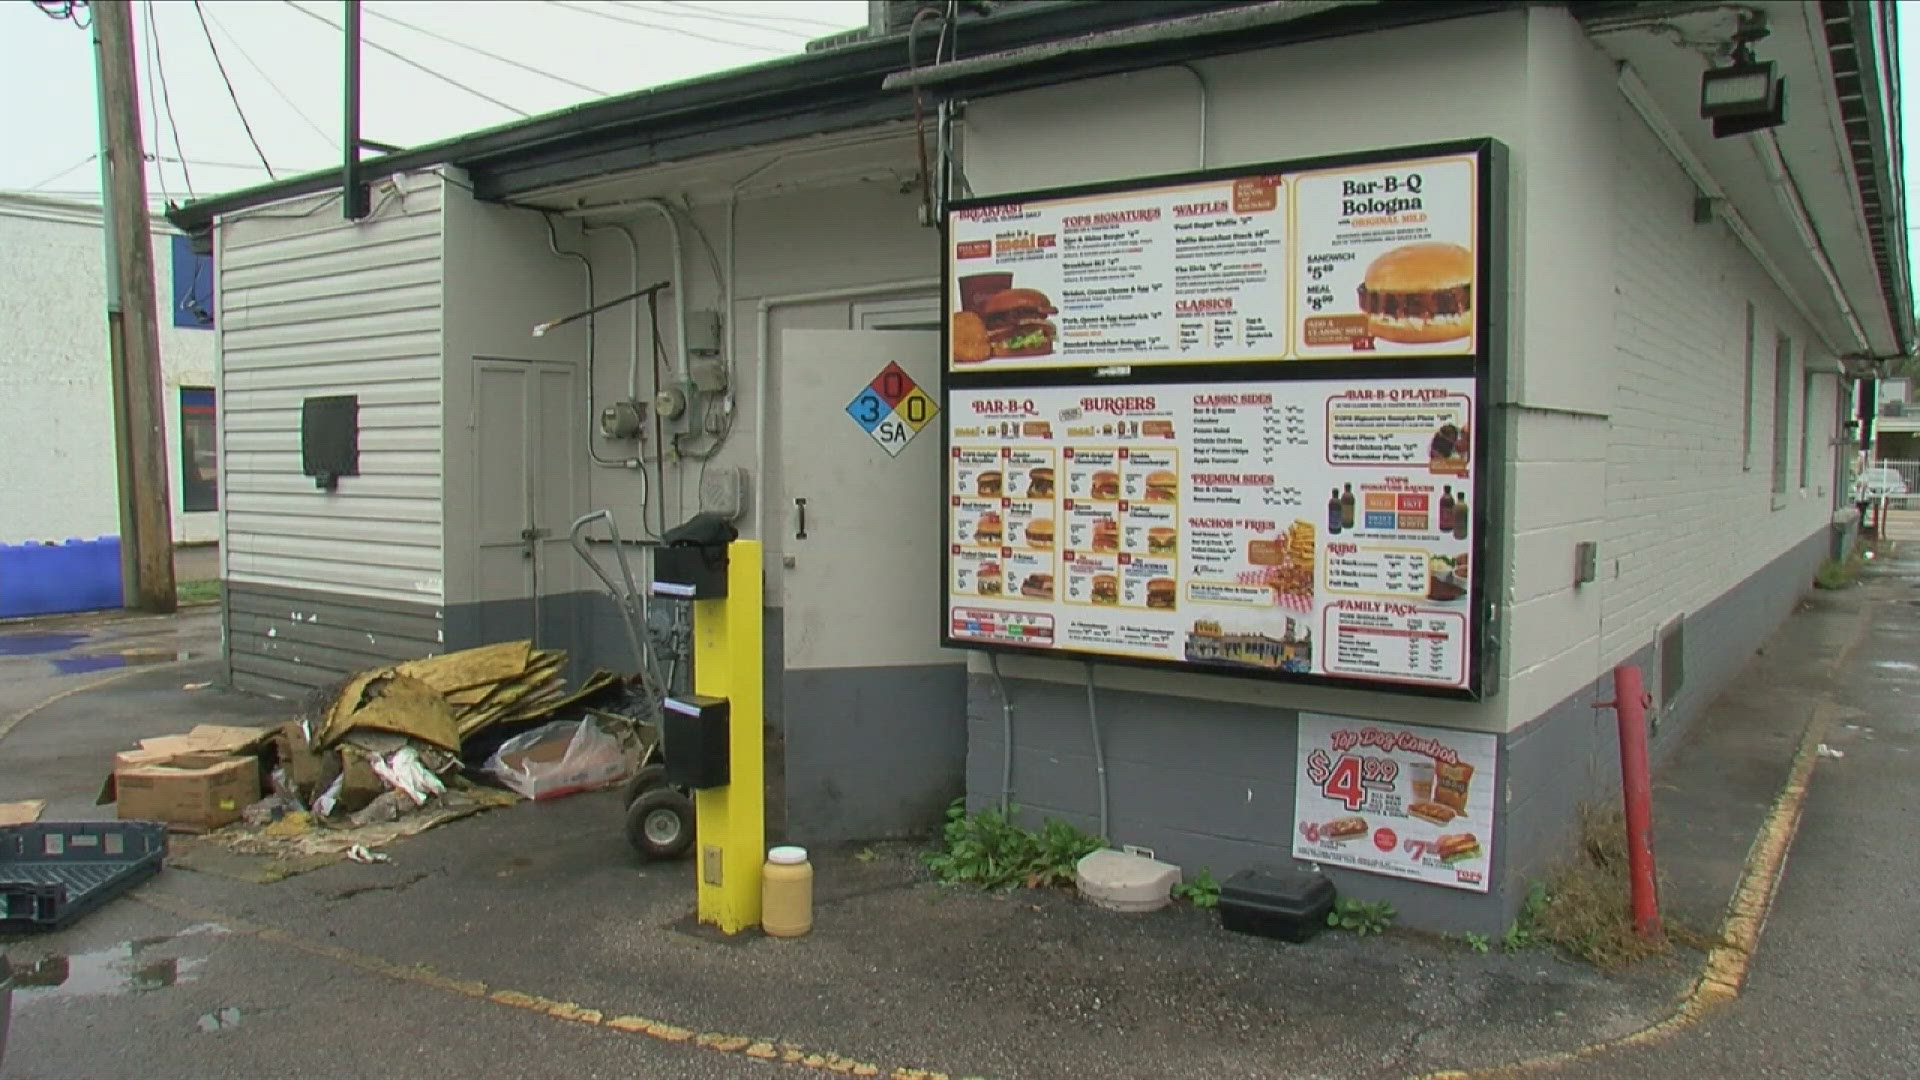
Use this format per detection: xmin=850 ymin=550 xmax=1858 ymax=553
xmin=101 ymin=641 xmax=642 ymax=866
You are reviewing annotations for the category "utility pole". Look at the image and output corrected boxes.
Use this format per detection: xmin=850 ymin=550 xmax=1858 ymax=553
xmin=93 ymin=1 xmax=176 ymax=613
xmin=343 ymin=0 xmax=368 ymax=219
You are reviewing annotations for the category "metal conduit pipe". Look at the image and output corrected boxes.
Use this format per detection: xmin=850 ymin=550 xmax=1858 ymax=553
xmin=1616 ymin=64 xmax=1861 ymax=356
xmin=582 ymin=219 xmax=645 ymax=401
xmin=542 ymin=214 xmax=638 ymax=470
xmin=987 ymin=651 xmax=1015 ymax=812
xmin=1084 ymin=662 xmax=1110 ymax=841
xmin=569 ymin=199 xmax=690 ymax=380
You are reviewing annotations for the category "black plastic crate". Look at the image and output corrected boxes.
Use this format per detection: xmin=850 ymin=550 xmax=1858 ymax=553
xmin=1218 ymin=867 xmax=1336 ymax=943
xmin=0 ymin=822 xmax=167 ymax=932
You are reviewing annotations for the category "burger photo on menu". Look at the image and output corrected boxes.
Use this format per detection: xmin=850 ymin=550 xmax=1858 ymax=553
xmin=1091 ymin=518 xmax=1119 ymax=552
xmin=1143 ymin=470 xmax=1178 ymax=503
xmin=974 ymin=512 xmax=1003 ymax=546
xmin=977 ymin=470 xmax=1003 ymax=497
xmin=1020 ymin=572 xmax=1055 ymax=599
xmin=1147 ymin=526 xmax=1178 ymax=556
xmin=1028 ymin=467 xmax=1055 ymax=497
xmin=1357 ymin=241 xmax=1473 ymax=344
xmin=1146 ymin=577 xmax=1176 ymax=610
xmin=1090 ymin=471 xmax=1120 ymax=500
xmin=981 ymin=288 xmax=1058 ymax=358
xmin=1025 ymin=518 xmax=1055 ymax=550
xmin=1091 ymin=574 xmax=1119 ymax=605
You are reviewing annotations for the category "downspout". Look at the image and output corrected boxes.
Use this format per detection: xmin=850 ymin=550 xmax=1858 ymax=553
xmin=1750 ymin=130 xmax=1873 ymax=355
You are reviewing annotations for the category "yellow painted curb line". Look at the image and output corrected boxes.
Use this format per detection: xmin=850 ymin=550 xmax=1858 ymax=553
xmin=133 ymin=893 xmax=971 ymax=1079
xmin=0 ymin=662 xmax=191 ymax=747
xmin=1414 ymin=595 xmax=1873 ymax=1080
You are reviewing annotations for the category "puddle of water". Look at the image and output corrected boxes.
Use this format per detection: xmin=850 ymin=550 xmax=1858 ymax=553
xmin=196 ymin=1007 xmax=243 ymax=1033
xmin=13 ymin=933 xmax=214 ymax=1001
xmin=0 ymin=632 xmax=88 ymax=657
xmin=48 ymin=649 xmax=195 ymax=676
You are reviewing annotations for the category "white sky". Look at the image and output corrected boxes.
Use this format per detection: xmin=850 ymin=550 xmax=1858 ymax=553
xmin=1 ymin=0 xmax=867 ymax=202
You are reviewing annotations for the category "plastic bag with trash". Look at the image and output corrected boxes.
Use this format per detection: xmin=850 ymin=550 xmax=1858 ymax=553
xmin=484 ymin=717 xmax=634 ymax=801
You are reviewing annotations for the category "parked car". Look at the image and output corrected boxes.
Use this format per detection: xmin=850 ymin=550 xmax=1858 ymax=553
xmin=1854 ymin=465 xmax=1909 ymax=501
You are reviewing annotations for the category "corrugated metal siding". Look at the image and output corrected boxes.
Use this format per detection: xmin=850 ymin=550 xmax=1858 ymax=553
xmin=216 ymin=177 xmax=445 ymax=605
xmin=226 ymin=581 xmax=443 ymax=700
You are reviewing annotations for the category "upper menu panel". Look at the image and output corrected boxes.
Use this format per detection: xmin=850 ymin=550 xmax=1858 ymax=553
xmin=947 ymin=149 xmax=1480 ymax=373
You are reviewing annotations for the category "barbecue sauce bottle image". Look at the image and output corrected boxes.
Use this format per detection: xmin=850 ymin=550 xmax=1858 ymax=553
xmin=1340 ymin=483 xmax=1356 ymax=530
xmin=1439 ymin=485 xmax=1455 ymax=533
xmin=1328 ymin=487 xmax=1343 ymax=535
xmin=1453 ymin=490 xmax=1469 ymax=540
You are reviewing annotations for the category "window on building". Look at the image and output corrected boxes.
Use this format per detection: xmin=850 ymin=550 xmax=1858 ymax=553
xmin=1741 ymin=302 xmax=1756 ymax=471
xmin=169 ymin=233 xmax=214 ymax=329
xmin=180 ymin=387 xmax=217 ymax=512
xmin=1771 ymin=335 xmax=1793 ymax=498
xmin=1799 ymin=368 xmax=1815 ymax=490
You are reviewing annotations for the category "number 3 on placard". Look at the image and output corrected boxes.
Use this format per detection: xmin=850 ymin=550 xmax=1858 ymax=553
xmin=856 ymin=395 xmax=883 ymax=425
xmin=1321 ymin=755 xmax=1365 ymax=810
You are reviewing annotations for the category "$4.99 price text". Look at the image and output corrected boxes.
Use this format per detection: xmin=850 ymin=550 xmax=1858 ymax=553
xmin=1304 ymin=748 xmax=1399 ymax=811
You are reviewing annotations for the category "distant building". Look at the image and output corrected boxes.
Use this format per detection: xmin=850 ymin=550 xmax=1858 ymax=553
xmin=0 ymin=192 xmax=217 ymax=545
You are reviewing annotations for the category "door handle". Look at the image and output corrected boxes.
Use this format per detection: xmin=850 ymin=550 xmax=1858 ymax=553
xmin=795 ymin=498 xmax=808 ymax=540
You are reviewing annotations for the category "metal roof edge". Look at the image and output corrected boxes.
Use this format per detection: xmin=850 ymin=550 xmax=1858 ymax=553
xmin=163 ymin=0 xmax=1254 ymax=232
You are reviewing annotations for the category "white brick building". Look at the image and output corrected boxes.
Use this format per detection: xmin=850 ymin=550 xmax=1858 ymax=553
xmin=166 ymin=0 xmax=1906 ymax=928
xmin=0 ymin=193 xmax=218 ymax=547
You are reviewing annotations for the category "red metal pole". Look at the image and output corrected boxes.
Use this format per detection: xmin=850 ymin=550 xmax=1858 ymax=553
xmin=1610 ymin=664 xmax=1661 ymax=938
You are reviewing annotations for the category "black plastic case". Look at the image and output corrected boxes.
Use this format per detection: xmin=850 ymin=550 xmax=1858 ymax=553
xmin=1217 ymin=868 xmax=1336 ymax=943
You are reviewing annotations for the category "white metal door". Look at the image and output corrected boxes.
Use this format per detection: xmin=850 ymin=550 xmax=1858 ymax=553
xmin=778 ymin=330 xmax=946 ymax=672
xmin=474 ymin=359 xmax=578 ymax=643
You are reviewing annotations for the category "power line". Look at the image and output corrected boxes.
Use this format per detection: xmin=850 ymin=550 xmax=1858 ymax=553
xmin=283 ymin=1 xmax=531 ymax=117
xmin=24 ymin=154 xmax=99 ymax=191
xmin=362 ymin=6 xmax=609 ymax=97
xmin=655 ymin=1 xmax=848 ymax=30
xmin=192 ymin=0 xmax=277 ymax=178
xmin=145 ymin=0 xmax=195 ymax=198
xmin=140 ymin=1 xmax=171 ymax=204
xmin=549 ymin=1 xmax=786 ymax=53
xmin=203 ymin=4 xmax=338 ymax=149
xmin=614 ymin=1 xmax=812 ymax=38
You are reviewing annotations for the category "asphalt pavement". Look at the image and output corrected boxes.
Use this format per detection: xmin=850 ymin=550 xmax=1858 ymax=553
xmin=0 ymin=566 xmax=1912 ymax=1078
xmin=1554 ymin=550 xmax=1920 ymax=1079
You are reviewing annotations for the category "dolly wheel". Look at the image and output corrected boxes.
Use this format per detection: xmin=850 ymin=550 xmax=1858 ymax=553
xmin=620 ymin=764 xmax=671 ymax=809
xmin=626 ymin=786 xmax=695 ymax=860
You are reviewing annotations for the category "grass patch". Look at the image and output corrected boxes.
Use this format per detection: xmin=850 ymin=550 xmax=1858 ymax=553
xmin=1520 ymin=804 xmax=1673 ymax=969
xmin=176 ymin=579 xmax=221 ymax=605
xmin=1813 ymin=556 xmax=1862 ymax=590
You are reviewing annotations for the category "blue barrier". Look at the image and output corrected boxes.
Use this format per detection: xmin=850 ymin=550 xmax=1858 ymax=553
xmin=0 ymin=537 xmax=123 ymax=618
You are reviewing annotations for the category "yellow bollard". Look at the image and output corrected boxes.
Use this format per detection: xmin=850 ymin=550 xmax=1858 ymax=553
xmin=692 ymin=540 xmax=764 ymax=933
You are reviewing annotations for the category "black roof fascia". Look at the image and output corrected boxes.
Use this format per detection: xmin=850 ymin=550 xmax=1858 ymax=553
xmin=163 ymin=0 xmax=1254 ymax=232
xmin=884 ymin=0 xmax=1518 ymax=101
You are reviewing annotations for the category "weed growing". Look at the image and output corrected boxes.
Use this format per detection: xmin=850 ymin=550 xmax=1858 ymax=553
xmin=924 ymin=799 xmax=1104 ymax=890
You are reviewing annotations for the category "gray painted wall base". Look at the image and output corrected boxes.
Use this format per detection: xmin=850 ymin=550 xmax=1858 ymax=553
xmin=225 ymin=581 xmax=442 ymax=701
xmin=965 ymin=528 xmax=1829 ymax=932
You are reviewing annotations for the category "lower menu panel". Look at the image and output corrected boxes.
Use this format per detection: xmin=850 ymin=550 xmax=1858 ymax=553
xmin=946 ymin=377 xmax=1476 ymax=692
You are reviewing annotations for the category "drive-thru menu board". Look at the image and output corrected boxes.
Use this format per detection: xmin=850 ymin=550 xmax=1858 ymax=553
xmin=944 ymin=140 xmax=1496 ymax=699
xmin=1292 ymin=714 xmax=1497 ymax=891
xmin=947 ymin=379 xmax=1476 ymax=690
xmin=947 ymin=153 xmax=1477 ymax=371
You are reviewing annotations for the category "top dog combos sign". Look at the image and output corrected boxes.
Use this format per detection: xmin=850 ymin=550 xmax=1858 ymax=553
xmin=942 ymin=142 xmax=1498 ymax=701
xmin=945 ymin=148 xmax=1480 ymax=371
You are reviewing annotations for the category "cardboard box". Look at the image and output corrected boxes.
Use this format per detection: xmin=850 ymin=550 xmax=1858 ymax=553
xmin=113 ymin=752 xmax=261 ymax=832
xmin=98 ymin=724 xmax=275 ymax=806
